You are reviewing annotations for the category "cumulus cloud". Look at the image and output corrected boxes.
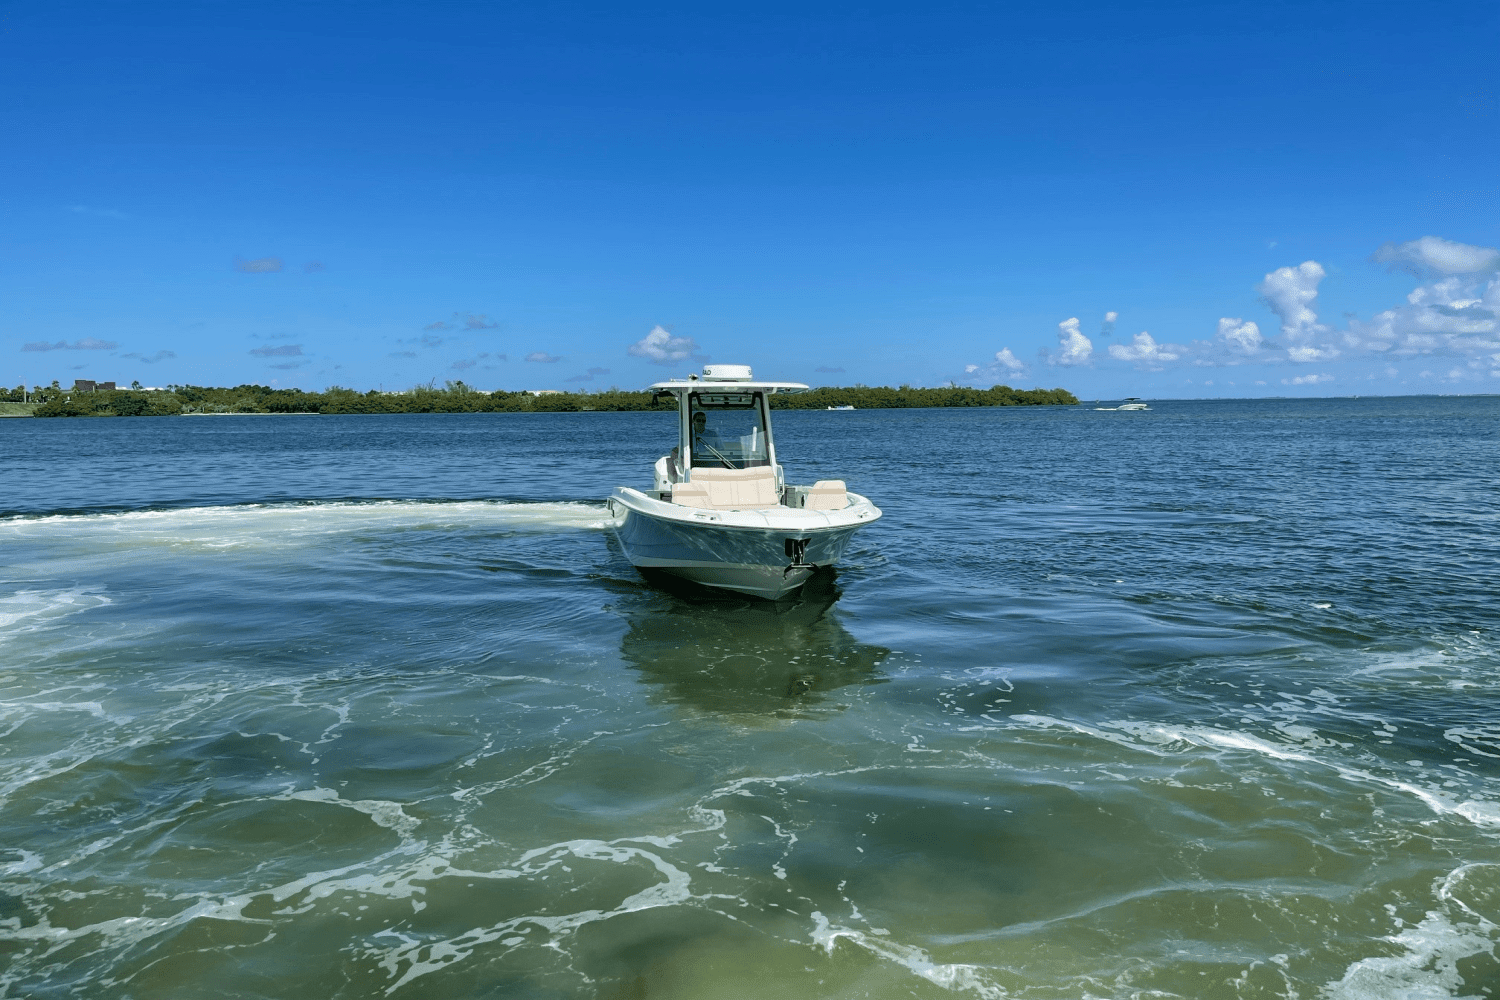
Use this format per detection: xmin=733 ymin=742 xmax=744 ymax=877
xmin=1258 ymin=260 xmax=1327 ymax=340
xmin=1047 ymin=318 xmax=1093 ymax=366
xmin=1373 ymin=236 xmax=1500 ymax=277
xmin=1107 ymin=331 xmax=1182 ymax=368
xmin=459 ymin=313 xmax=499 ymax=330
xmin=628 ymin=325 xmax=704 ymax=365
xmin=235 ymin=256 xmax=283 ymax=273
xmin=525 ymin=352 xmax=562 ymax=363
xmin=1215 ymin=318 xmax=1263 ymax=354
xmin=22 ymin=337 xmax=119 ymax=351
xmin=1282 ymin=373 xmax=1333 ymax=385
xmin=1349 ymin=246 xmax=1500 ymax=358
xmin=1100 ymin=311 xmax=1118 ymax=337
xmin=120 ymin=350 xmax=176 ymax=363
xmin=250 ymin=344 xmax=303 ymax=357
xmin=994 ymin=348 xmax=1026 ymax=372
xmin=815 ymin=366 xmax=845 ymax=373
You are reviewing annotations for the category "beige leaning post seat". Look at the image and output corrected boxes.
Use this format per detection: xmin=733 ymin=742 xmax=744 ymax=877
xmin=675 ymin=466 xmax=780 ymax=510
xmin=806 ymin=480 xmax=848 ymax=510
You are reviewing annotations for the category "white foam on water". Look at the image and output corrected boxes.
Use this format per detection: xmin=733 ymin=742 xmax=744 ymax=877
xmin=0 ymin=587 xmax=111 ymax=635
xmin=367 ymin=837 xmax=697 ymax=994
xmin=1323 ymin=864 xmax=1500 ymax=1000
xmin=810 ymin=911 xmax=1006 ymax=998
xmin=1 ymin=500 xmax=612 ymax=555
xmin=1014 ymin=715 xmax=1500 ymax=831
xmin=275 ymin=786 xmax=423 ymax=839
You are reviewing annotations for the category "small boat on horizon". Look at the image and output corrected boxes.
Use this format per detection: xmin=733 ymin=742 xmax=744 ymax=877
xmin=1093 ymin=397 xmax=1151 ymax=411
xmin=607 ymin=365 xmax=882 ymax=599
xmin=827 ymin=404 xmax=855 ymax=410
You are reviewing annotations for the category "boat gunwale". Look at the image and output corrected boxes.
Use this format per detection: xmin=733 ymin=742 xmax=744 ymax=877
xmin=608 ymin=486 xmax=881 ymax=532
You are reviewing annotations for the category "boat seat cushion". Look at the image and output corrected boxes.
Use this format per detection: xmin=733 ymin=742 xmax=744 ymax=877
xmin=806 ymin=480 xmax=847 ymax=510
xmin=685 ymin=466 xmax=781 ymax=509
xmin=670 ymin=481 xmax=713 ymax=508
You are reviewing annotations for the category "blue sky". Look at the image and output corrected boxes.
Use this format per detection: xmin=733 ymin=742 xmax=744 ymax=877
xmin=3 ymin=1 xmax=1497 ymax=397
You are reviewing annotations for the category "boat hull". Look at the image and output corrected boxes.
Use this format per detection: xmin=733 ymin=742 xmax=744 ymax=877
xmin=608 ymin=488 xmax=879 ymax=599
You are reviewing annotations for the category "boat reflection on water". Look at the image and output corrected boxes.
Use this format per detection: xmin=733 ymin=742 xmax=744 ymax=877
xmin=617 ymin=568 xmax=889 ymax=714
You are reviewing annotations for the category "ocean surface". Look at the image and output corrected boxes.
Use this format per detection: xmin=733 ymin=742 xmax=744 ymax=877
xmin=3 ymin=397 xmax=1499 ymax=1000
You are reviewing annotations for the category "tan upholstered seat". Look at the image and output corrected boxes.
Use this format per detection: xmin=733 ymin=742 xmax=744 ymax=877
xmin=671 ymin=481 xmax=713 ymax=508
xmin=806 ymin=480 xmax=847 ymax=510
xmin=684 ymin=466 xmax=780 ymax=509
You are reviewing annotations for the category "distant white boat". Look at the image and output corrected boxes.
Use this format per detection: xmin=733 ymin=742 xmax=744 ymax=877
xmin=827 ymin=404 xmax=855 ymax=410
xmin=1094 ymin=397 xmax=1151 ymax=411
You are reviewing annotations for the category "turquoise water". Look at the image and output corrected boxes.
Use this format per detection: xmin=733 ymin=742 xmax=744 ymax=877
xmin=3 ymin=398 xmax=1499 ymax=999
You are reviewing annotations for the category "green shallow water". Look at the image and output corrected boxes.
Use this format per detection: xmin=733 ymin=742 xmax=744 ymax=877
xmin=2 ymin=398 xmax=1499 ymax=998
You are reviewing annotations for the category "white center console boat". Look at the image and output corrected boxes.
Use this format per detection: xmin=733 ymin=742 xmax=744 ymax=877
xmin=607 ymin=364 xmax=882 ymax=599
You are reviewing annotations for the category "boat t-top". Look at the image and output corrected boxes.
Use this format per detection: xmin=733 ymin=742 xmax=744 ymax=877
xmin=607 ymin=364 xmax=882 ymax=599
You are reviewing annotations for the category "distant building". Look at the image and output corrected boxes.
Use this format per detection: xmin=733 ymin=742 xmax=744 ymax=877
xmin=98 ymin=381 xmax=116 ymax=391
xmin=72 ymin=380 xmax=96 ymax=392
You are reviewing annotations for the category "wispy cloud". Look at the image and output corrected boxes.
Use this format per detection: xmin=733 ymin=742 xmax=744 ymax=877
xmin=235 ymin=256 xmax=284 ymax=273
xmin=269 ymin=361 xmax=307 ymax=370
xmin=422 ymin=312 xmax=500 ymax=333
xmin=451 ymin=359 xmax=477 ymax=370
xmin=627 ymin=325 xmax=705 ymax=365
xmin=815 ymin=365 xmax=845 ymax=373
xmin=304 ymin=261 xmax=326 ymax=273
xmin=65 ymin=205 xmax=128 ymax=220
xmin=1373 ymin=236 xmax=1500 ymax=277
xmin=22 ymin=337 xmax=118 ymax=352
xmin=564 ymin=366 xmax=611 ymax=382
xmin=120 ymin=350 xmax=176 ymax=364
xmin=962 ymin=347 xmax=1027 ymax=383
xmin=389 ymin=351 xmax=418 ymax=359
xmin=1108 ymin=331 xmax=1182 ymax=369
xmin=525 ymin=352 xmax=562 ymax=363
xmin=1282 ymin=373 xmax=1333 ymax=385
xmin=249 ymin=344 xmax=303 ymax=358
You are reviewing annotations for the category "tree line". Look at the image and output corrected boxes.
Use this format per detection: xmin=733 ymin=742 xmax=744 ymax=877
xmin=12 ymin=380 xmax=1077 ymax=417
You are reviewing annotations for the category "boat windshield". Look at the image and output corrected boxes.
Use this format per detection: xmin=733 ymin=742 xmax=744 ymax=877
xmin=687 ymin=392 xmax=770 ymax=468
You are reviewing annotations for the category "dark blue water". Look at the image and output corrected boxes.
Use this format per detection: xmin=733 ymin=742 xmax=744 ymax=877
xmin=3 ymin=398 xmax=1499 ymax=999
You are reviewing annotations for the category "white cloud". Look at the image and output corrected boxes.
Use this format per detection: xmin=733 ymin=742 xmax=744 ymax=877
xmin=1215 ymin=318 xmax=1263 ymax=354
xmin=525 ymin=352 xmax=561 ymax=363
xmin=1281 ymin=373 xmax=1332 ymax=385
xmin=1108 ymin=331 xmax=1181 ymax=368
xmin=1048 ymin=318 xmax=1093 ymax=366
xmin=1351 ymin=269 xmax=1500 ymax=358
xmin=1373 ymin=236 xmax=1500 ymax=277
xmin=994 ymin=348 xmax=1025 ymax=372
xmin=627 ymin=325 xmax=702 ymax=365
xmin=1258 ymin=260 xmax=1327 ymax=340
xmin=962 ymin=347 xmax=1027 ymax=384
xmin=235 ymin=256 xmax=283 ymax=273
xmin=1287 ymin=345 xmax=1339 ymax=362
xmin=22 ymin=337 xmax=118 ymax=351
xmin=1100 ymin=311 xmax=1118 ymax=337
